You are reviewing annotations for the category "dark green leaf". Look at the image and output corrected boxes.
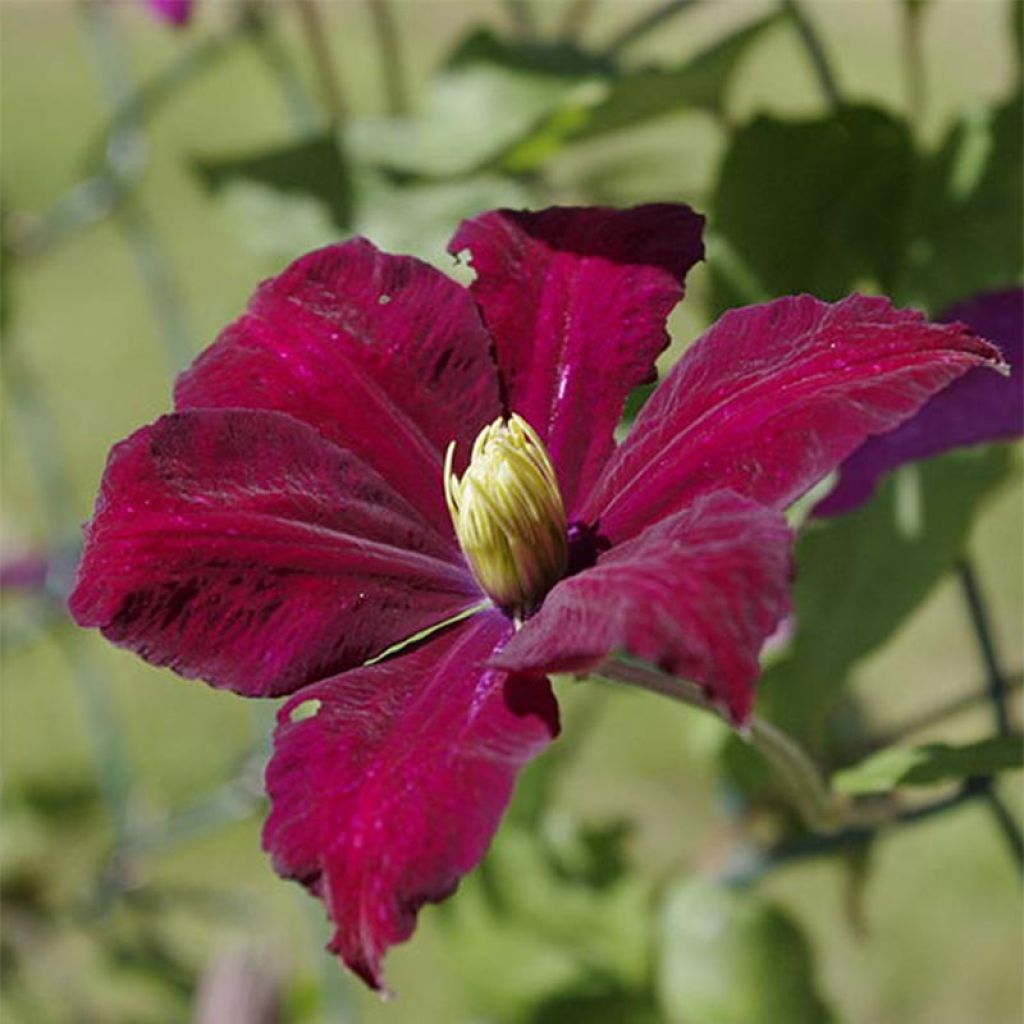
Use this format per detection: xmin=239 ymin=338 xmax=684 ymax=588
xmin=368 ymin=29 xmax=610 ymax=177
xmin=763 ymin=445 xmax=1016 ymax=741
xmin=834 ymin=735 xmax=1023 ymax=794
xmin=193 ymin=135 xmax=352 ymax=261
xmin=898 ymin=93 xmax=1023 ymax=313
xmin=710 ymin=105 xmax=915 ymax=311
xmin=503 ymin=13 xmax=781 ymax=171
xmin=657 ymin=879 xmax=834 ymax=1024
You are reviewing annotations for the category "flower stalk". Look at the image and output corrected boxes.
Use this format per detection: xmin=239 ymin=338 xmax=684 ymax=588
xmin=600 ymin=657 xmax=844 ymax=834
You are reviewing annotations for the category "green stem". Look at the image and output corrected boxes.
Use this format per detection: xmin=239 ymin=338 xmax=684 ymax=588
xmin=723 ymin=778 xmax=989 ymax=885
xmin=78 ymin=0 xmax=194 ymax=371
xmin=862 ymin=671 xmax=1023 ymax=754
xmin=605 ymin=0 xmax=699 ymax=57
xmin=367 ymin=0 xmax=408 ymax=116
xmin=599 ymin=659 xmax=842 ymax=834
xmin=956 ymin=558 xmax=1024 ymax=875
xmin=901 ymin=0 xmax=927 ymax=130
xmin=557 ymin=0 xmax=599 ymax=42
xmin=294 ymin=0 xmax=347 ymax=130
xmin=502 ymin=0 xmax=540 ymax=41
xmin=780 ymin=0 xmax=842 ymax=110
xmin=244 ymin=4 xmax=321 ymax=133
xmin=958 ymin=559 xmax=1012 ymax=735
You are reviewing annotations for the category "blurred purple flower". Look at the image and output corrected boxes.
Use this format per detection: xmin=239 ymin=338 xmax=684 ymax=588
xmin=146 ymin=0 xmax=193 ymax=28
xmin=68 ymin=205 xmax=1002 ymax=990
xmin=816 ymin=288 xmax=1023 ymax=517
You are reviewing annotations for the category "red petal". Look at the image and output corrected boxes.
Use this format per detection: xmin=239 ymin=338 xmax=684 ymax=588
xmin=495 ymin=492 xmax=792 ymax=724
xmin=448 ymin=205 xmax=704 ymax=513
xmin=69 ymin=410 xmax=481 ymax=697
xmin=583 ymin=295 xmax=1004 ymax=541
xmin=263 ymin=612 xmax=559 ymax=991
xmin=175 ymin=239 xmax=501 ymax=534
xmin=816 ymin=288 xmax=1023 ymax=515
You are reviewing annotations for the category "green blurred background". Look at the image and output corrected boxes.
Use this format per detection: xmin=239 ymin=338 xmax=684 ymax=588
xmin=2 ymin=2 xmax=1021 ymax=1021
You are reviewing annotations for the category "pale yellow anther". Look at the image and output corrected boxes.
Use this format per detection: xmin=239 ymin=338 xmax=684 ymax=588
xmin=444 ymin=414 xmax=568 ymax=617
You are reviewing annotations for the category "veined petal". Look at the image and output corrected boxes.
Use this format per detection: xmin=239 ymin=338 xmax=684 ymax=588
xmin=494 ymin=492 xmax=792 ymax=725
xmin=175 ymin=239 xmax=501 ymax=534
xmin=816 ymin=288 xmax=1024 ymax=516
xmin=583 ymin=294 xmax=1005 ymax=542
xmin=448 ymin=204 xmax=704 ymax=513
xmin=69 ymin=410 xmax=481 ymax=698
xmin=263 ymin=612 xmax=559 ymax=991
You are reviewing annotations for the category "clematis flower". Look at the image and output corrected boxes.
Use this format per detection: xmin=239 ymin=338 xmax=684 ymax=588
xmin=69 ymin=205 xmax=1004 ymax=990
xmin=816 ymin=287 xmax=1023 ymax=516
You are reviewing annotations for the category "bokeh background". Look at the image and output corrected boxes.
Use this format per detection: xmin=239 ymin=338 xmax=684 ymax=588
xmin=2 ymin=2 xmax=1022 ymax=1022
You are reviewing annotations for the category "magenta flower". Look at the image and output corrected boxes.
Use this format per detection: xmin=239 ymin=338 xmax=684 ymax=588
xmin=69 ymin=205 xmax=1002 ymax=990
xmin=816 ymin=287 xmax=1023 ymax=516
xmin=145 ymin=0 xmax=193 ymax=28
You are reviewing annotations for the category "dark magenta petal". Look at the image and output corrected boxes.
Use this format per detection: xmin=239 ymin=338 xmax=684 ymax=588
xmin=448 ymin=205 xmax=704 ymax=513
xmin=69 ymin=409 xmax=481 ymax=698
xmin=816 ymin=288 xmax=1024 ymax=516
xmin=582 ymin=295 xmax=1005 ymax=542
xmin=146 ymin=0 xmax=193 ymax=27
xmin=175 ymin=239 xmax=501 ymax=534
xmin=263 ymin=612 xmax=559 ymax=991
xmin=494 ymin=492 xmax=792 ymax=724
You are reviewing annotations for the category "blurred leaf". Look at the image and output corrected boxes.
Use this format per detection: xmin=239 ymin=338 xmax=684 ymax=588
xmin=710 ymin=105 xmax=915 ymax=311
xmin=368 ymin=29 xmax=610 ymax=177
xmin=353 ymin=172 xmax=535 ymax=266
xmin=657 ymin=878 xmax=834 ymax=1024
xmin=834 ymin=735 xmax=1023 ymax=794
xmin=762 ymin=444 xmax=1016 ymax=741
xmin=502 ymin=12 xmax=780 ymax=170
xmin=898 ymin=93 xmax=1023 ymax=313
xmin=528 ymin=985 xmax=660 ymax=1024
xmin=194 ymin=135 xmax=352 ymax=261
xmin=370 ymin=17 xmax=777 ymax=177
xmin=443 ymin=820 xmax=650 ymax=1021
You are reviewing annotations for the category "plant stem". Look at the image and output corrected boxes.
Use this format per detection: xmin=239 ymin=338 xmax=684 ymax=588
xmin=600 ymin=659 xmax=842 ymax=833
xmin=244 ymin=4 xmax=321 ymax=133
xmin=724 ymin=778 xmax=988 ymax=884
xmin=78 ymin=0 xmax=194 ymax=371
xmin=558 ymin=0 xmax=599 ymax=42
xmin=956 ymin=558 xmax=1024 ymax=874
xmin=862 ymin=671 xmax=1023 ymax=754
xmin=901 ymin=0 xmax=927 ymax=129
xmin=502 ymin=0 xmax=540 ymax=41
xmin=780 ymin=0 xmax=842 ymax=110
xmin=294 ymin=0 xmax=347 ymax=131
xmin=367 ymin=0 xmax=408 ymax=116
xmin=605 ymin=0 xmax=699 ymax=57
xmin=958 ymin=559 xmax=1012 ymax=735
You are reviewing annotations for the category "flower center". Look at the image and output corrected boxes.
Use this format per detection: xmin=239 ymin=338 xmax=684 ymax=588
xmin=444 ymin=414 xmax=568 ymax=618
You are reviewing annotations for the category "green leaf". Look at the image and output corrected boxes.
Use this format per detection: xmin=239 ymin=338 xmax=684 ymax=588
xmin=571 ymin=12 xmax=781 ymax=136
xmin=194 ymin=135 xmax=352 ymax=262
xmin=503 ymin=13 xmax=781 ymax=172
xmin=834 ymin=735 xmax=1024 ymax=794
xmin=763 ymin=445 xmax=1016 ymax=741
xmin=370 ymin=17 xmax=778 ymax=177
xmin=352 ymin=172 xmax=535 ymax=266
xmin=657 ymin=879 xmax=835 ymax=1024
xmin=898 ymin=92 xmax=1023 ymax=314
xmin=367 ymin=29 xmax=610 ymax=177
xmin=710 ymin=105 xmax=915 ymax=311
xmin=441 ymin=820 xmax=651 ymax=1021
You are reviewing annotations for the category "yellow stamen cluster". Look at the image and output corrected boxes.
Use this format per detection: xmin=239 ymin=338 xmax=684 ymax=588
xmin=444 ymin=414 xmax=568 ymax=617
